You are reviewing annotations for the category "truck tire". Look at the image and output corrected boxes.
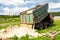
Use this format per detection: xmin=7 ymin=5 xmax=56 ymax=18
xmin=48 ymin=21 xmax=53 ymax=27
xmin=43 ymin=22 xmax=47 ymax=29
xmin=39 ymin=23 xmax=43 ymax=30
xmin=49 ymin=21 xmax=53 ymax=27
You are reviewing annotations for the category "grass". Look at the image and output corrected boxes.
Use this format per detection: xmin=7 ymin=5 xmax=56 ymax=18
xmin=0 ymin=18 xmax=20 ymax=24
xmin=19 ymin=20 xmax=60 ymax=40
xmin=20 ymin=35 xmax=29 ymax=40
xmin=49 ymin=12 xmax=60 ymax=16
xmin=8 ymin=20 xmax=60 ymax=40
xmin=0 ymin=18 xmax=20 ymax=30
xmin=5 ymin=35 xmax=18 ymax=40
xmin=54 ymin=34 xmax=60 ymax=40
xmin=19 ymin=34 xmax=50 ymax=40
xmin=0 ymin=25 xmax=9 ymax=30
xmin=20 ymin=35 xmax=50 ymax=40
xmin=0 ymin=17 xmax=60 ymax=40
xmin=30 ymin=36 xmax=50 ymax=40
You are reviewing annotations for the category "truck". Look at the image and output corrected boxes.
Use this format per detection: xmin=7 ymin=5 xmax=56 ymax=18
xmin=20 ymin=4 xmax=54 ymax=30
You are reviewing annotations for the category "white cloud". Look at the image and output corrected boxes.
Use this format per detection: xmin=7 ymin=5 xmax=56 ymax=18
xmin=25 ymin=0 xmax=38 ymax=3
xmin=49 ymin=2 xmax=60 ymax=9
xmin=48 ymin=2 xmax=60 ymax=12
xmin=0 ymin=0 xmax=25 ymax=5
xmin=0 ymin=0 xmax=60 ymax=15
xmin=4 ymin=7 xmax=10 ymax=12
xmin=1 ymin=7 xmax=29 ymax=15
xmin=25 ymin=0 xmax=47 ymax=4
xmin=10 ymin=7 xmax=29 ymax=15
xmin=0 ymin=0 xmax=47 ymax=5
xmin=0 ymin=0 xmax=40 ymax=5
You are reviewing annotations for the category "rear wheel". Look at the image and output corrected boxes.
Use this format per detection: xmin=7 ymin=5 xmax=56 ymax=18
xmin=39 ymin=23 xmax=43 ymax=30
xmin=49 ymin=21 xmax=53 ymax=27
xmin=43 ymin=22 xmax=47 ymax=29
xmin=34 ymin=23 xmax=43 ymax=30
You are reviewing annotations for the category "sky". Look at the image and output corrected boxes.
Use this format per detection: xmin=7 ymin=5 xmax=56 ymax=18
xmin=0 ymin=0 xmax=60 ymax=15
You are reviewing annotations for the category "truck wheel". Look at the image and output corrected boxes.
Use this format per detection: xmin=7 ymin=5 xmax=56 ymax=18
xmin=49 ymin=21 xmax=53 ymax=27
xmin=39 ymin=24 xmax=43 ymax=30
xmin=43 ymin=22 xmax=47 ymax=29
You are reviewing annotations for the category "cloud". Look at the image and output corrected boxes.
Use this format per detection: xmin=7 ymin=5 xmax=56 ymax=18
xmin=0 ymin=0 xmax=60 ymax=15
xmin=3 ymin=7 xmax=10 ymax=12
xmin=0 ymin=7 xmax=29 ymax=15
xmin=49 ymin=2 xmax=60 ymax=9
xmin=25 ymin=0 xmax=40 ymax=4
xmin=0 ymin=0 xmax=49 ymax=6
xmin=48 ymin=2 xmax=60 ymax=12
xmin=0 ymin=0 xmax=25 ymax=5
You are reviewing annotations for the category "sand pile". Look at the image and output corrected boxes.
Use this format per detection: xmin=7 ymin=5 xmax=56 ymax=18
xmin=0 ymin=25 xmax=40 ymax=39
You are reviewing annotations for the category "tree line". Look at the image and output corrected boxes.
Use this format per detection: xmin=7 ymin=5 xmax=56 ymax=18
xmin=49 ymin=12 xmax=60 ymax=16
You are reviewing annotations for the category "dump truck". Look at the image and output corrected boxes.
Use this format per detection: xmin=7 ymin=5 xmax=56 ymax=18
xmin=20 ymin=4 xmax=54 ymax=29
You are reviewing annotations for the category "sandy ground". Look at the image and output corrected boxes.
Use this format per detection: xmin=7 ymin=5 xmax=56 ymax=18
xmin=0 ymin=25 xmax=41 ymax=39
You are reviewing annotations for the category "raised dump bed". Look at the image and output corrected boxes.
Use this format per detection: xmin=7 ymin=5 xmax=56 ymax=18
xmin=20 ymin=4 xmax=54 ymax=29
xmin=20 ymin=4 xmax=48 ymax=24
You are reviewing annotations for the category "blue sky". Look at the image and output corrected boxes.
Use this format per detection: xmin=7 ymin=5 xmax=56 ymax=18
xmin=0 ymin=0 xmax=60 ymax=15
